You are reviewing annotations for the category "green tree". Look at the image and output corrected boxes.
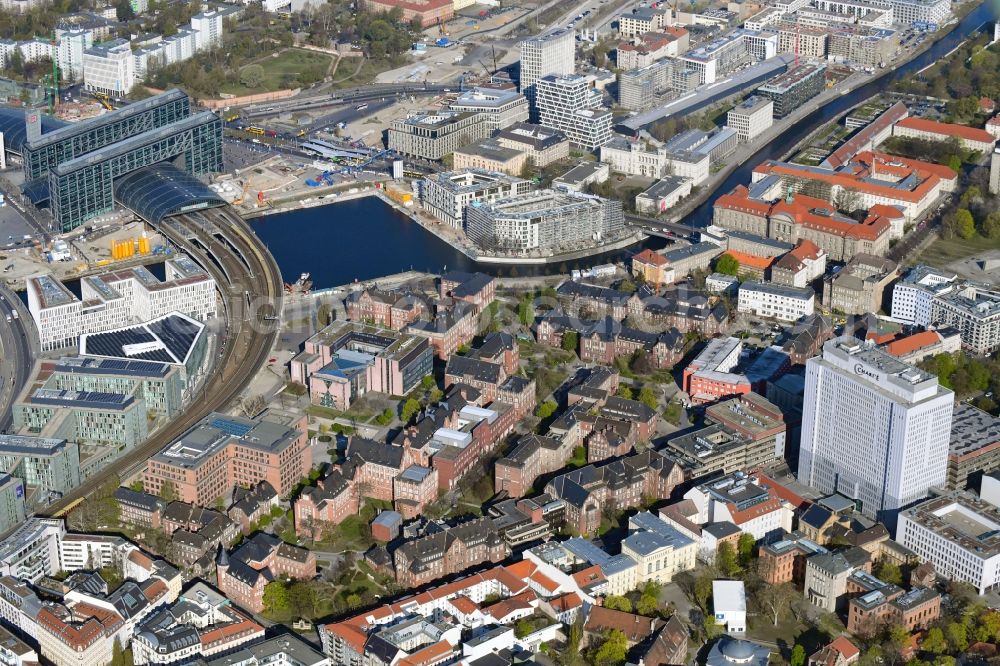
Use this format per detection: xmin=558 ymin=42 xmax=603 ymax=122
xmin=790 ymin=645 xmax=806 ymax=666
xmin=240 ymin=64 xmax=265 ymax=88
xmin=604 ymin=595 xmax=632 ymax=612
xmin=346 ymin=593 xmax=362 ymax=609
xmin=946 ymin=622 xmax=968 ymax=652
xmin=262 ymin=580 xmax=290 ymax=614
xmin=921 ymin=627 xmax=948 ymax=655
xmin=635 ymin=593 xmax=659 ymax=617
xmin=716 ymin=253 xmax=740 ymax=276
xmin=421 ymin=375 xmax=436 ymax=390
xmin=955 ymin=209 xmax=976 ymax=239
xmin=159 ymin=480 xmax=177 ymax=502
xmin=637 ymin=386 xmax=657 ymax=410
xmin=737 ymin=532 xmax=755 ymax=567
xmin=875 ymin=559 xmax=903 ymax=586
xmin=594 ymin=629 xmax=627 ymax=666
xmin=947 ymin=154 xmax=963 ymax=174
xmin=401 ymin=398 xmax=421 ymax=423
xmin=561 ymin=330 xmax=578 ymax=353
xmin=534 ymin=400 xmax=558 ymax=419
xmin=374 ymin=408 xmax=394 ymax=426
xmin=129 ymin=479 xmax=145 ymax=492
xmin=114 ymin=0 xmax=135 ymax=21
xmin=694 ymin=572 xmax=713 ymax=612
xmin=617 ymin=385 xmax=633 ymax=400
xmin=518 ymin=296 xmax=534 ymax=327
xmin=982 ymin=211 xmax=1000 ymax=239
xmin=716 ymin=542 xmax=740 ymax=577
xmin=976 ymin=608 xmax=1000 ymax=642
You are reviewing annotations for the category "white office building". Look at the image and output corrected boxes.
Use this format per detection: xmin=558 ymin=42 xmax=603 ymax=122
xmin=535 ymin=74 xmax=612 ymax=150
xmin=421 ymin=169 xmax=532 ymax=229
xmin=519 ymin=28 xmax=575 ymax=112
xmin=896 ymin=491 xmax=999 ymax=595
xmin=83 ymin=38 xmax=135 ymax=96
xmin=601 ymin=136 xmax=711 ymax=185
xmin=737 ymin=281 xmax=815 ymax=322
xmin=56 ymin=28 xmax=93 ymax=82
xmin=727 ymin=96 xmax=774 ymax=143
xmin=890 ymin=265 xmax=958 ymax=325
xmin=449 ymin=87 xmax=529 ymax=132
xmin=713 ymin=580 xmax=747 ymax=633
xmin=190 ymin=9 xmax=224 ymax=52
xmin=27 ymin=255 xmax=216 ymax=351
xmin=798 ymin=337 xmax=955 ymax=525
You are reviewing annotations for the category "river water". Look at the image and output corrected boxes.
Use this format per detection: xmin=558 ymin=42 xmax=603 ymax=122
xmin=249 ymin=2 xmax=995 ymax=288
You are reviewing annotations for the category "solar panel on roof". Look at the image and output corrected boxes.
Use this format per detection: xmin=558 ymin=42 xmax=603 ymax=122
xmin=210 ymin=418 xmax=252 ymax=437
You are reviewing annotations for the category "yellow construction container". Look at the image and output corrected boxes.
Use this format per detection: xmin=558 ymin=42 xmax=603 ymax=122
xmin=138 ymin=236 xmax=150 ymax=254
xmin=96 ymin=259 xmax=111 ymax=266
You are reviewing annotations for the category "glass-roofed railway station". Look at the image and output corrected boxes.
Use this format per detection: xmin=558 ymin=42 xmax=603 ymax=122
xmin=0 ymin=89 xmax=225 ymax=231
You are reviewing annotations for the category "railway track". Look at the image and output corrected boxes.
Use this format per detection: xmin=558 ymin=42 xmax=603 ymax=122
xmin=40 ymin=206 xmax=282 ymax=517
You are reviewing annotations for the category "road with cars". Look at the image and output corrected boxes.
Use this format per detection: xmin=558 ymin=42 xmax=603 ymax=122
xmin=0 ymin=284 xmax=37 ymax=433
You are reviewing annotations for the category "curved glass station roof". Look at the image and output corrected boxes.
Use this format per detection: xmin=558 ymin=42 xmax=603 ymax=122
xmin=0 ymin=107 xmax=68 ymax=155
xmin=114 ymin=163 xmax=225 ymax=224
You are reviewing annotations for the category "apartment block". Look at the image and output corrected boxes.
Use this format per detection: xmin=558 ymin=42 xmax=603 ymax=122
xmin=422 ymin=168 xmax=531 ymax=229
xmin=388 ymin=111 xmax=490 ymax=160
xmin=27 ymin=256 xmax=215 ymax=351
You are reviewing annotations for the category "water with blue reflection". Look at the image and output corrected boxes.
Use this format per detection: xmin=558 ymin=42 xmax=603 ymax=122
xmin=249 ymin=1 xmax=995 ymax=289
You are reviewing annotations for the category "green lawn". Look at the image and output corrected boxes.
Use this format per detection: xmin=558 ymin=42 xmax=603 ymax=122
xmin=222 ymin=48 xmax=333 ymax=95
xmin=916 ymin=232 xmax=1000 ymax=266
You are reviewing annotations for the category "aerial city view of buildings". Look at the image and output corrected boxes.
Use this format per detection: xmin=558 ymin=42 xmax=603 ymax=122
xmin=0 ymin=0 xmax=999 ymax=664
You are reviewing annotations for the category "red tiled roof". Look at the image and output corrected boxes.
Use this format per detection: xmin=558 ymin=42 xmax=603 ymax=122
xmin=724 ymin=250 xmax=776 ymax=270
xmin=884 ymin=330 xmax=941 ymax=357
xmin=551 ymin=592 xmax=583 ymax=612
xmin=572 ymin=565 xmax=606 ymax=587
xmin=633 ymin=248 xmax=667 ymax=267
xmin=789 ymin=239 xmax=822 ymax=261
xmin=829 ymin=636 xmax=861 ymax=660
xmin=824 ymin=101 xmax=907 ymax=169
xmin=397 ymin=639 xmax=455 ymax=666
xmin=753 ymin=472 xmax=809 ymax=511
xmin=585 ymin=606 xmax=660 ymax=642
xmin=896 ymin=116 xmax=995 ymax=144
xmin=484 ymin=590 xmax=536 ymax=622
xmin=447 ymin=595 xmax=479 ymax=615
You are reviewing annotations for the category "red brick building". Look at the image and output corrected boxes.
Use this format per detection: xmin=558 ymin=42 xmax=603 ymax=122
xmin=439 ymin=272 xmax=496 ymax=314
xmin=345 ymin=288 xmax=425 ymax=330
xmin=847 ymin=587 xmax=940 ymax=636
xmin=143 ymin=411 xmax=311 ymax=506
xmin=392 ymin=517 xmax=508 ymax=587
xmin=216 ymin=533 xmax=316 ymax=613
xmin=360 ymin=0 xmax=453 ymax=27
xmin=293 ymin=469 xmax=359 ymax=539
xmin=408 ymin=306 xmax=477 ymax=359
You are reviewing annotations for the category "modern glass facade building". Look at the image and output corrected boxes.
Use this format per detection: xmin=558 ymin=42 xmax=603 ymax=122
xmin=22 ymin=88 xmax=190 ymax=181
xmin=48 ymin=110 xmax=223 ymax=230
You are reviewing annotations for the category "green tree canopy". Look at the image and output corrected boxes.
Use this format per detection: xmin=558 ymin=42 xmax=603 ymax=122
xmin=716 ymin=253 xmax=740 ymax=276
xmin=561 ymin=330 xmax=579 ymax=353
xmin=955 ymin=209 xmax=976 ymax=239
xmin=617 ymin=385 xmax=633 ymax=400
xmin=637 ymin=386 xmax=658 ymax=411
xmin=239 ymin=64 xmax=265 ymax=89
xmin=604 ymin=595 xmax=632 ymax=613
xmin=594 ymin=629 xmax=628 ymax=666
xmin=262 ymin=580 xmax=290 ymax=614
xmin=401 ymin=398 xmax=421 ymax=423
xmin=790 ymin=645 xmax=806 ymax=666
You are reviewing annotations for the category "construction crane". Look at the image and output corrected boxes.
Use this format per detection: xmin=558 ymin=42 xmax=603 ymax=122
xmin=234 ymin=178 xmax=253 ymax=205
xmin=94 ymin=91 xmax=113 ymax=111
xmin=437 ymin=17 xmax=449 ymax=36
